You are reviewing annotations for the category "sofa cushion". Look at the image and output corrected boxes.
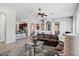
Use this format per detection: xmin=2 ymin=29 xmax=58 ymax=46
xmin=37 ymin=34 xmax=43 ymax=38
xmin=49 ymin=39 xmax=57 ymax=42
xmin=50 ymin=35 xmax=59 ymax=40
xmin=43 ymin=38 xmax=49 ymax=41
xmin=43 ymin=34 xmax=50 ymax=39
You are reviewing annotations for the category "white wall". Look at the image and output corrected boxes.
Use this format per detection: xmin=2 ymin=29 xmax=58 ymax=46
xmin=73 ymin=6 xmax=79 ymax=34
xmin=52 ymin=17 xmax=72 ymax=34
xmin=73 ymin=15 xmax=77 ymax=34
xmin=51 ymin=22 xmax=55 ymax=34
xmin=60 ymin=19 xmax=72 ymax=34
xmin=76 ymin=8 xmax=79 ymax=34
xmin=0 ymin=8 xmax=16 ymax=43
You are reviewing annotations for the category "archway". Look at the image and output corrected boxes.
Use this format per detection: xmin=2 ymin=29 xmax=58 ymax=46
xmin=54 ymin=22 xmax=60 ymax=35
xmin=46 ymin=21 xmax=51 ymax=31
xmin=0 ymin=12 xmax=6 ymax=42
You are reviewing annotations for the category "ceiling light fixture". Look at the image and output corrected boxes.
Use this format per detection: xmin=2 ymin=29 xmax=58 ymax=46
xmin=37 ymin=8 xmax=47 ymax=18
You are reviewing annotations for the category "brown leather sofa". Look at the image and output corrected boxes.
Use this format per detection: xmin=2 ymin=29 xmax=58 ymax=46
xmin=37 ymin=34 xmax=60 ymax=47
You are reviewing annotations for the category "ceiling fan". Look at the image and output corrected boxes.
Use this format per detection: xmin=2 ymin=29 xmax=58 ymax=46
xmin=36 ymin=8 xmax=47 ymax=18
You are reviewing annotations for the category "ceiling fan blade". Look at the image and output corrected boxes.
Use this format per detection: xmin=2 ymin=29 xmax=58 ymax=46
xmin=42 ymin=13 xmax=47 ymax=16
xmin=44 ymin=15 xmax=47 ymax=16
xmin=42 ymin=13 xmax=44 ymax=15
xmin=33 ymin=8 xmax=48 ymax=18
xmin=41 ymin=15 xmax=44 ymax=17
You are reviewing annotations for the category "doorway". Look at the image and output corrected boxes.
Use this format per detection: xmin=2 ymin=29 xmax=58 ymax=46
xmin=0 ymin=13 xmax=6 ymax=42
xmin=55 ymin=22 xmax=60 ymax=35
xmin=46 ymin=21 xmax=51 ymax=31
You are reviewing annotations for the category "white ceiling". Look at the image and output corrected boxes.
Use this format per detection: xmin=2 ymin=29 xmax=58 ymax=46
xmin=0 ymin=3 xmax=78 ymax=19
